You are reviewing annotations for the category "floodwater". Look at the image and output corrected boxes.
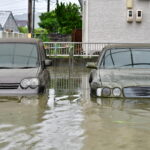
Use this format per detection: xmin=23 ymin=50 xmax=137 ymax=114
xmin=0 ymin=66 xmax=150 ymax=150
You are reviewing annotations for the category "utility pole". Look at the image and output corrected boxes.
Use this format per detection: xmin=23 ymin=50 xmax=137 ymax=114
xmin=28 ymin=0 xmax=32 ymax=33
xmin=32 ymin=0 xmax=36 ymax=36
xmin=47 ymin=0 xmax=50 ymax=12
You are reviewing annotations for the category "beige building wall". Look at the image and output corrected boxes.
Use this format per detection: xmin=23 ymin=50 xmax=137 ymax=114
xmin=83 ymin=0 xmax=150 ymax=43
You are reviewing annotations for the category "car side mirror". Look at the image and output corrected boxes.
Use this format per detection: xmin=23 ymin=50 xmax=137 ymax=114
xmin=45 ymin=59 xmax=52 ymax=66
xmin=86 ymin=62 xmax=97 ymax=69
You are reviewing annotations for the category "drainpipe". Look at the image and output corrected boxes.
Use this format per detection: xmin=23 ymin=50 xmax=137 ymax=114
xmin=78 ymin=0 xmax=82 ymax=7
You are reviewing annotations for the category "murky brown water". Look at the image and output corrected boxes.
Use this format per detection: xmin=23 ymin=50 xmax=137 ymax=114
xmin=0 ymin=66 xmax=150 ymax=150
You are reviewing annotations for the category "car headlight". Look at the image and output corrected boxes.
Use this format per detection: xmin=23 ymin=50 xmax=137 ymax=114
xmin=102 ymin=87 xmax=111 ymax=97
xmin=96 ymin=87 xmax=111 ymax=97
xmin=20 ymin=79 xmax=30 ymax=89
xmin=20 ymin=78 xmax=39 ymax=89
xmin=113 ymin=88 xmax=121 ymax=97
xmin=96 ymin=88 xmax=102 ymax=97
xmin=30 ymin=78 xmax=39 ymax=89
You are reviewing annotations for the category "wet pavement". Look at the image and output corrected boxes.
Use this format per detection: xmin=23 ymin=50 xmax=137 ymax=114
xmin=0 ymin=66 xmax=150 ymax=150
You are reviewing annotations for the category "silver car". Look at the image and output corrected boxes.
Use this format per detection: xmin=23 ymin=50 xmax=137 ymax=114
xmin=0 ymin=38 xmax=52 ymax=96
xmin=87 ymin=44 xmax=150 ymax=98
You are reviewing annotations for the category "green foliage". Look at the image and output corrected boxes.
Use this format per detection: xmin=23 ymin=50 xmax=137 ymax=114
xmin=56 ymin=2 xmax=82 ymax=34
xmin=34 ymin=28 xmax=48 ymax=34
xmin=38 ymin=2 xmax=82 ymax=34
xmin=39 ymin=11 xmax=59 ymax=33
xmin=18 ymin=27 xmax=28 ymax=33
xmin=34 ymin=34 xmax=49 ymax=42
xmin=33 ymin=28 xmax=49 ymax=42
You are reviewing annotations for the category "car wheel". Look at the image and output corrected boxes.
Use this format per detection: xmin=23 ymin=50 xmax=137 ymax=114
xmin=90 ymin=86 xmax=97 ymax=97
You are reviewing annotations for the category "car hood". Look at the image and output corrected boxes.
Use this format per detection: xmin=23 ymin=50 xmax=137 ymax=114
xmin=99 ymin=69 xmax=150 ymax=88
xmin=0 ymin=68 xmax=39 ymax=83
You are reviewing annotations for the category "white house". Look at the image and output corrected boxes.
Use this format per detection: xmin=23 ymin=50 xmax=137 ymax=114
xmin=0 ymin=11 xmax=19 ymax=33
xmin=82 ymin=0 xmax=150 ymax=43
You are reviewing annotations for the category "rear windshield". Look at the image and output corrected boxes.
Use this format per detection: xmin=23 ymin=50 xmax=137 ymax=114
xmin=100 ymin=48 xmax=150 ymax=69
xmin=0 ymin=43 xmax=38 ymax=68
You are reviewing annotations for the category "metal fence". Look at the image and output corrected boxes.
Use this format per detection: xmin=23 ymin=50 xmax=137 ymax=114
xmin=44 ymin=42 xmax=108 ymax=57
xmin=50 ymin=77 xmax=82 ymax=90
xmin=50 ymin=74 xmax=89 ymax=97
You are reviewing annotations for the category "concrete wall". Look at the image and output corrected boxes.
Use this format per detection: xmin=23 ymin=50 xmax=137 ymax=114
xmin=83 ymin=0 xmax=150 ymax=43
xmin=0 ymin=31 xmax=28 ymax=38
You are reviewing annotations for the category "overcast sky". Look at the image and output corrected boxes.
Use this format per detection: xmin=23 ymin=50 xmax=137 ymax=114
xmin=0 ymin=0 xmax=79 ymax=15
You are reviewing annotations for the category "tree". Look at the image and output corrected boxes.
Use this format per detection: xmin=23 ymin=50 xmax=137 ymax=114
xmin=55 ymin=2 xmax=82 ymax=34
xmin=18 ymin=27 xmax=28 ymax=33
xmin=38 ymin=10 xmax=59 ymax=33
xmin=38 ymin=2 xmax=82 ymax=34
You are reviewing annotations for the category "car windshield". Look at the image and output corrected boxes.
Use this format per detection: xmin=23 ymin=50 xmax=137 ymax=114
xmin=100 ymin=48 xmax=150 ymax=69
xmin=0 ymin=43 xmax=39 ymax=68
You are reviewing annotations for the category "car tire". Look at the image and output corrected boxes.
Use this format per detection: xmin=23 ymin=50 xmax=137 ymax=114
xmin=90 ymin=87 xmax=96 ymax=97
xmin=89 ymin=74 xmax=93 ymax=83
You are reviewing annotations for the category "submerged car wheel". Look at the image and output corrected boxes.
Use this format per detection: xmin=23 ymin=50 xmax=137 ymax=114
xmin=89 ymin=75 xmax=95 ymax=96
xmin=89 ymin=74 xmax=93 ymax=83
xmin=90 ymin=87 xmax=97 ymax=97
xmin=90 ymin=82 xmax=97 ymax=97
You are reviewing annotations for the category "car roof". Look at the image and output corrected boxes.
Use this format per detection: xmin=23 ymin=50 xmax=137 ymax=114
xmin=103 ymin=43 xmax=150 ymax=50
xmin=0 ymin=38 xmax=41 ymax=44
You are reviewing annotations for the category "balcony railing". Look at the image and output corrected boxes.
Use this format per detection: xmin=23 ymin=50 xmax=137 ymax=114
xmin=44 ymin=42 xmax=108 ymax=56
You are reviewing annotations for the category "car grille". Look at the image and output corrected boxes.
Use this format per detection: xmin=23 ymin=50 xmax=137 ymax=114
xmin=124 ymin=87 xmax=150 ymax=98
xmin=0 ymin=83 xmax=19 ymax=89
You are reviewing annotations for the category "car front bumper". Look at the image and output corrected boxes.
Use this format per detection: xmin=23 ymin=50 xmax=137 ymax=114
xmin=0 ymin=87 xmax=41 ymax=96
xmin=93 ymin=86 xmax=150 ymax=99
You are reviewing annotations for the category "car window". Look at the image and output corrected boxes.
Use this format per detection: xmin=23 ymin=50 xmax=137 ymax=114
xmin=132 ymin=50 xmax=150 ymax=68
xmin=100 ymin=48 xmax=150 ymax=69
xmin=0 ymin=43 xmax=38 ymax=68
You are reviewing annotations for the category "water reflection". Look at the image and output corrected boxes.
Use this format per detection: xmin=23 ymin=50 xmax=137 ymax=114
xmin=90 ymin=98 xmax=150 ymax=129
xmin=93 ymin=98 xmax=150 ymax=109
xmin=0 ymin=95 xmax=47 ymax=149
xmin=82 ymin=97 xmax=150 ymax=150
xmin=0 ymin=72 xmax=86 ymax=150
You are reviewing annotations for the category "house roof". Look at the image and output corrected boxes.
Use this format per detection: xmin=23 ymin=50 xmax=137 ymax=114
xmin=0 ymin=11 xmax=12 ymax=27
xmin=16 ymin=20 xmax=28 ymax=27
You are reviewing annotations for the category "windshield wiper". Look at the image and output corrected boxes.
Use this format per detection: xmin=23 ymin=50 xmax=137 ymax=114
xmin=0 ymin=67 xmax=13 ymax=69
xmin=119 ymin=63 xmax=150 ymax=67
xmin=16 ymin=67 xmax=36 ymax=69
xmin=0 ymin=67 xmax=36 ymax=69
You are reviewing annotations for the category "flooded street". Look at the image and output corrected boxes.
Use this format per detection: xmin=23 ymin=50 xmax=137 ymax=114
xmin=0 ymin=65 xmax=150 ymax=150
